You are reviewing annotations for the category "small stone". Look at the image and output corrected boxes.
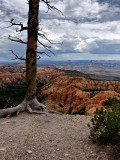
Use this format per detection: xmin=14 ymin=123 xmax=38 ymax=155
xmin=0 ymin=148 xmax=6 ymax=151
xmin=96 ymin=156 xmax=100 ymax=160
xmin=64 ymin=153 xmax=69 ymax=157
xmin=26 ymin=150 xmax=32 ymax=154
xmin=57 ymin=149 xmax=59 ymax=151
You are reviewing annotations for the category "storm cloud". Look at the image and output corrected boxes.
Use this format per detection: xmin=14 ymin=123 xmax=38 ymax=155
xmin=0 ymin=0 xmax=120 ymax=61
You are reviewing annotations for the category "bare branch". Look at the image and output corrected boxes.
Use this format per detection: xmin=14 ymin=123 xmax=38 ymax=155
xmin=8 ymin=35 xmax=27 ymax=44
xmin=39 ymin=27 xmax=47 ymax=35
xmin=10 ymin=50 xmax=26 ymax=60
xmin=38 ymin=39 xmax=51 ymax=49
xmin=38 ymin=39 xmax=54 ymax=55
xmin=41 ymin=0 xmax=63 ymax=15
xmin=38 ymin=32 xmax=59 ymax=44
xmin=37 ymin=51 xmax=51 ymax=57
xmin=37 ymin=55 xmax=41 ymax=59
xmin=10 ymin=50 xmax=41 ymax=60
xmin=4 ymin=19 xmax=28 ymax=32
xmin=37 ymin=51 xmax=46 ymax=54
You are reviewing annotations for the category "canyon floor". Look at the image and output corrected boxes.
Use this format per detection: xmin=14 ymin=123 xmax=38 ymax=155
xmin=0 ymin=112 xmax=119 ymax=160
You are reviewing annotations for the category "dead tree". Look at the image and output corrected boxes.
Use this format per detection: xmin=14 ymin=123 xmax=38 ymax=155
xmin=0 ymin=0 xmax=62 ymax=117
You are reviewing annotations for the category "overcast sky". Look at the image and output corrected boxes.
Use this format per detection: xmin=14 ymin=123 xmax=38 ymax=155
xmin=1 ymin=0 xmax=120 ymax=62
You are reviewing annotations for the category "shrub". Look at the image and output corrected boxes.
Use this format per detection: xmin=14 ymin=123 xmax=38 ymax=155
xmin=0 ymin=80 xmax=46 ymax=109
xmin=72 ymin=106 xmax=86 ymax=115
xmin=103 ymin=97 xmax=120 ymax=107
xmin=88 ymin=106 xmax=120 ymax=144
xmin=0 ymin=82 xmax=26 ymax=109
xmin=68 ymin=106 xmax=73 ymax=114
xmin=58 ymin=110 xmax=66 ymax=114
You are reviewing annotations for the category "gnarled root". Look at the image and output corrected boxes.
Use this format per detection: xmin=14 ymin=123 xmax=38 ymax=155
xmin=0 ymin=100 xmax=26 ymax=117
xmin=26 ymin=98 xmax=62 ymax=115
xmin=0 ymin=98 xmax=62 ymax=118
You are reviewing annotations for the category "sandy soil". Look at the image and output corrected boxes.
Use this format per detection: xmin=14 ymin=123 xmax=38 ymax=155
xmin=0 ymin=112 xmax=119 ymax=160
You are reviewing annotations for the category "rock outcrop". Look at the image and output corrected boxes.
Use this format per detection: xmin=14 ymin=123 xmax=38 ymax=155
xmin=39 ymin=76 xmax=120 ymax=114
xmin=1 ymin=65 xmax=120 ymax=114
xmin=0 ymin=66 xmax=67 ymax=87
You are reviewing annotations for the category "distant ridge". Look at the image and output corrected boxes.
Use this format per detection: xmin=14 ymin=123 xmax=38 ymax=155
xmin=62 ymin=69 xmax=120 ymax=81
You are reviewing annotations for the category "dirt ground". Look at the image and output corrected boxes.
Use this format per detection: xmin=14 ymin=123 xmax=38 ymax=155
xmin=0 ymin=112 xmax=119 ymax=160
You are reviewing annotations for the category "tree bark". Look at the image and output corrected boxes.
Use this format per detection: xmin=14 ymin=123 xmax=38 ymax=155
xmin=26 ymin=0 xmax=39 ymax=101
xmin=0 ymin=0 xmax=62 ymax=117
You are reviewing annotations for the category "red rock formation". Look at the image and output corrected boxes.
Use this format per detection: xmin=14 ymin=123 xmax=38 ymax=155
xmin=39 ymin=75 xmax=120 ymax=114
xmin=0 ymin=66 xmax=67 ymax=88
xmin=1 ymin=65 xmax=120 ymax=114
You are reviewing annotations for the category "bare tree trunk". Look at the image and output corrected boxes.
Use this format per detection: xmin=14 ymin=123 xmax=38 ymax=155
xmin=0 ymin=0 xmax=62 ymax=117
xmin=26 ymin=0 xmax=39 ymax=101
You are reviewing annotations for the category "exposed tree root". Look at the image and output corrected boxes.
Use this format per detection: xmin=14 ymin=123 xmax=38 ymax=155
xmin=0 ymin=98 xmax=62 ymax=118
xmin=0 ymin=100 xmax=26 ymax=117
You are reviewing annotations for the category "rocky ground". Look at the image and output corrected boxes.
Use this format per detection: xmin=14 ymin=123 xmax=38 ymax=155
xmin=0 ymin=112 xmax=119 ymax=160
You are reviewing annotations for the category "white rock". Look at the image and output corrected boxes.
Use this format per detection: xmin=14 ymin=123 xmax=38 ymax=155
xmin=64 ymin=153 xmax=69 ymax=157
xmin=26 ymin=150 xmax=32 ymax=154
xmin=0 ymin=148 xmax=6 ymax=151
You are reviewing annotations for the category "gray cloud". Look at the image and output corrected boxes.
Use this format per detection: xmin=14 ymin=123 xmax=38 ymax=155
xmin=1 ymin=0 xmax=120 ymax=61
xmin=88 ymin=40 xmax=120 ymax=54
